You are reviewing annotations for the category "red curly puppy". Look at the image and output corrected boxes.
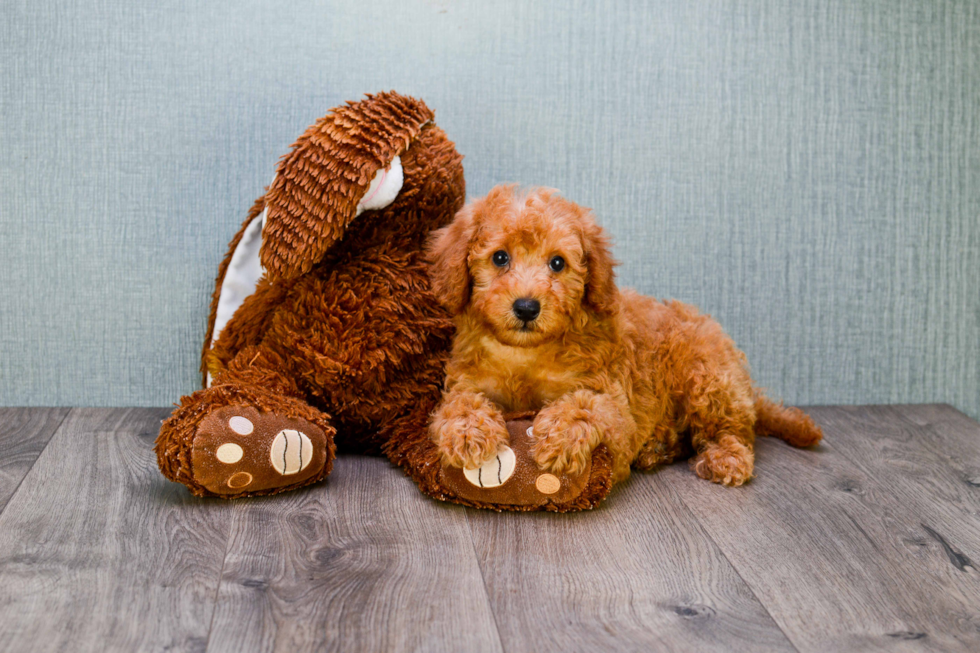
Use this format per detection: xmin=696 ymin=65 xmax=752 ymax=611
xmin=426 ymin=185 xmax=821 ymax=487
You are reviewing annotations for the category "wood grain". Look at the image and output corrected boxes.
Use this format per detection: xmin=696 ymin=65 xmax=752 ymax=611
xmin=1 ymin=406 xmax=979 ymax=651
xmin=206 ymin=455 xmax=502 ymax=653
xmin=671 ymin=406 xmax=980 ymax=652
xmin=466 ymin=473 xmax=797 ymax=652
xmin=0 ymin=408 xmax=234 ymax=653
xmin=885 ymin=404 xmax=980 ymax=497
xmin=0 ymin=408 xmax=69 ymax=514
xmin=806 ymin=406 xmax=980 ymax=607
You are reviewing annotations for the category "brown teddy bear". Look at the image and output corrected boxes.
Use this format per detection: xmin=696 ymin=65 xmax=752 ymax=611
xmin=155 ymin=92 xmax=613 ymax=512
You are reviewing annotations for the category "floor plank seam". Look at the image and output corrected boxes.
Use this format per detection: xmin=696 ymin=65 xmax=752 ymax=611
xmin=669 ymin=482 xmax=803 ymax=653
xmin=202 ymin=502 xmax=236 ymax=653
xmin=464 ymin=508 xmax=508 ymax=653
xmin=0 ymin=407 xmax=72 ymax=518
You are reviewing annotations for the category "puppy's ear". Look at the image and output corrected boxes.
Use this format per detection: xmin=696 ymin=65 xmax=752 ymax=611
xmin=582 ymin=219 xmax=619 ymax=316
xmin=426 ymin=199 xmax=480 ymax=314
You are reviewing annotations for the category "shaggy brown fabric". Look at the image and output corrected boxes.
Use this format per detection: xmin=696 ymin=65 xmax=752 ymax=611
xmin=155 ymin=92 xmax=613 ymax=511
xmin=261 ymin=93 xmax=435 ymax=281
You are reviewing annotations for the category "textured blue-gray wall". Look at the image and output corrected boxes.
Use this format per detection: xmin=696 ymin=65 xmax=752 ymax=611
xmin=1 ymin=0 xmax=978 ymax=417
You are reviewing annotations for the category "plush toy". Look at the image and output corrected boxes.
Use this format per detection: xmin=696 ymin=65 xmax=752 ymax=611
xmin=155 ymin=92 xmax=612 ymax=512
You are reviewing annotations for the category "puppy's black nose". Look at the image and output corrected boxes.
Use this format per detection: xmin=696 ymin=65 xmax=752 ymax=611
xmin=512 ymin=298 xmax=541 ymax=322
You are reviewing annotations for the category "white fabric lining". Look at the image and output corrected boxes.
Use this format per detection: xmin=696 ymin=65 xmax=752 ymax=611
xmin=356 ymin=156 xmax=402 ymax=216
xmin=210 ymin=207 xmax=266 ymax=348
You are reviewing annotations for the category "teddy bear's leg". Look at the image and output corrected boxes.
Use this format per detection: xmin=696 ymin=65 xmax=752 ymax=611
xmin=684 ymin=376 xmax=756 ymax=487
xmin=383 ymin=396 xmax=616 ymax=512
xmin=156 ymin=345 xmax=336 ymax=498
xmin=381 ymin=369 xmax=616 ymax=511
xmin=379 ymin=393 xmax=449 ymax=501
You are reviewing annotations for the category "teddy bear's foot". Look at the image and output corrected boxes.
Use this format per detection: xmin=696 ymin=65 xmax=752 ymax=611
xmin=437 ymin=413 xmax=613 ymax=511
xmin=384 ymin=406 xmax=614 ymax=512
xmin=187 ymin=406 xmax=332 ymax=496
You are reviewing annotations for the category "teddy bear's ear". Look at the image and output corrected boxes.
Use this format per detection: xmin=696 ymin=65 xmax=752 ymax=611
xmin=260 ymin=92 xmax=434 ymax=281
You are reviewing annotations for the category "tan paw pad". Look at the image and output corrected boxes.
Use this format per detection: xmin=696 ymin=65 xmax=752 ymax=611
xmin=215 ymin=442 xmax=244 ymax=464
xmin=440 ymin=416 xmax=593 ymax=507
xmin=463 ymin=445 xmax=516 ymax=488
xmin=270 ymin=429 xmax=313 ymax=476
xmin=227 ymin=472 xmax=253 ymax=489
xmin=228 ymin=416 xmax=254 ymax=435
xmin=535 ymin=473 xmax=561 ymax=495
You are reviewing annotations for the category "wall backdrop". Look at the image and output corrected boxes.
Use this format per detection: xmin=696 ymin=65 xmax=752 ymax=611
xmin=2 ymin=0 xmax=978 ymax=419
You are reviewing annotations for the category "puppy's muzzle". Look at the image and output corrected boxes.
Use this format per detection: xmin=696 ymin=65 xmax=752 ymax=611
xmin=512 ymin=298 xmax=541 ymax=323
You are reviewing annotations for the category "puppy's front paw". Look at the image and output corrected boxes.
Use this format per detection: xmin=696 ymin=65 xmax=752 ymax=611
xmin=531 ymin=405 xmax=600 ymax=476
xmin=692 ymin=436 xmax=754 ymax=486
xmin=430 ymin=393 xmax=509 ymax=469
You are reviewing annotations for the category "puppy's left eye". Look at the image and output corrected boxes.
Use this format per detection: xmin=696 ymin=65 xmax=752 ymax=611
xmin=492 ymin=250 xmax=510 ymax=267
xmin=549 ymin=256 xmax=565 ymax=272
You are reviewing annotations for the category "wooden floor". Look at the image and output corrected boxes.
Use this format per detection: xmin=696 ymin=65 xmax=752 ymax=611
xmin=0 ymin=406 xmax=978 ymax=652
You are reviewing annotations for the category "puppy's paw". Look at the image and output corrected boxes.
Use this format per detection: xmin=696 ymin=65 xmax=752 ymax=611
xmin=430 ymin=392 xmax=509 ymax=469
xmin=435 ymin=414 xmax=509 ymax=470
xmin=692 ymin=436 xmax=754 ymax=486
xmin=531 ymin=404 xmax=601 ymax=476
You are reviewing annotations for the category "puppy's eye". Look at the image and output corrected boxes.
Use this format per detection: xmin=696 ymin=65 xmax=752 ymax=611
xmin=492 ymin=250 xmax=510 ymax=267
xmin=549 ymin=255 xmax=566 ymax=272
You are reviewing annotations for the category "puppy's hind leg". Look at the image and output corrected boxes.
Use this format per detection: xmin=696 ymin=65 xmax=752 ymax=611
xmin=633 ymin=422 xmax=690 ymax=471
xmin=684 ymin=373 xmax=756 ymax=487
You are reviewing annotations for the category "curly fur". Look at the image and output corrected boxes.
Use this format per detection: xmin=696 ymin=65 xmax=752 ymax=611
xmin=426 ymin=185 xmax=822 ymax=488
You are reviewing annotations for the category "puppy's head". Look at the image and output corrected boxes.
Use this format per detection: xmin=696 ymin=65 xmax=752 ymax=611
xmin=426 ymin=185 xmax=618 ymax=347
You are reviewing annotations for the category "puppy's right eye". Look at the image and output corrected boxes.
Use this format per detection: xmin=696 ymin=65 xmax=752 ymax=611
xmin=492 ymin=250 xmax=510 ymax=267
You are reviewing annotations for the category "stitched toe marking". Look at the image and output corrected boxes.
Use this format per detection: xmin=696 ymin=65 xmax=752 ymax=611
xmin=227 ymin=472 xmax=253 ymax=489
xmin=463 ymin=445 xmax=517 ymax=488
xmin=270 ymin=430 xmax=313 ymax=475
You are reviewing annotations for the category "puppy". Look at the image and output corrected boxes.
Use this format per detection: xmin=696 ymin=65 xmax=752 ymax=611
xmin=425 ymin=185 xmax=821 ymax=487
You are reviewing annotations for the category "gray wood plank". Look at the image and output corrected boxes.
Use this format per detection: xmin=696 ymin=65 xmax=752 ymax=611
xmin=0 ymin=407 xmax=69 ymax=513
xmin=466 ymin=474 xmax=797 ymax=652
xmin=884 ymin=404 xmax=980 ymax=493
xmin=206 ymin=455 xmax=503 ymax=653
xmin=0 ymin=408 xmax=234 ymax=653
xmin=668 ymin=406 xmax=980 ymax=652
xmin=804 ymin=405 xmax=980 ymax=597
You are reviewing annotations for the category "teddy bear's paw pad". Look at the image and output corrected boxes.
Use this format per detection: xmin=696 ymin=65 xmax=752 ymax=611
xmin=190 ymin=407 xmax=329 ymax=496
xmin=463 ymin=445 xmax=516 ymax=488
xmin=440 ymin=418 xmax=592 ymax=507
xmin=269 ymin=429 xmax=314 ymax=475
